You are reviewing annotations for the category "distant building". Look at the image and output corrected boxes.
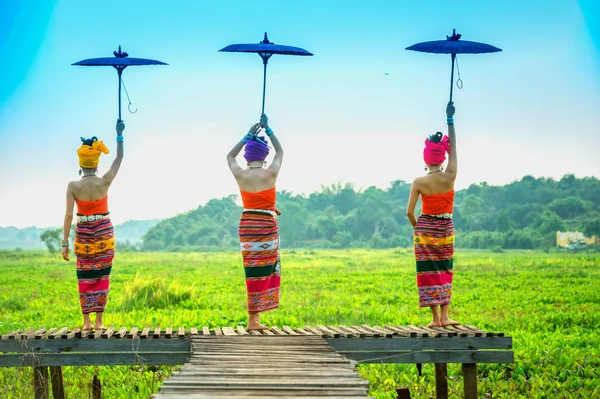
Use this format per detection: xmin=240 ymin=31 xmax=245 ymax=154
xmin=556 ymin=231 xmax=597 ymax=247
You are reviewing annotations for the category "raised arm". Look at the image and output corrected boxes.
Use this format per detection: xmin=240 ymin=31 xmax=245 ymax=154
xmin=62 ymin=183 xmax=75 ymax=261
xmin=227 ymin=123 xmax=262 ymax=175
xmin=406 ymin=180 xmax=420 ymax=228
xmin=261 ymin=114 xmax=283 ymax=173
xmin=445 ymin=101 xmax=457 ymax=177
xmin=102 ymin=119 xmax=125 ymax=184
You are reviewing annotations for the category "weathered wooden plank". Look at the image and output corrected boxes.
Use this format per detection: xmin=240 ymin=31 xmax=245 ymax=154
xmin=351 ymin=326 xmax=378 ymax=337
xmin=49 ymin=328 xmax=68 ymax=340
xmin=294 ymin=327 xmax=312 ymax=335
xmin=214 ymin=328 xmax=223 ymax=336
xmin=91 ymin=329 xmax=104 ymax=339
xmin=270 ymin=327 xmax=287 ymax=336
xmin=161 ymin=379 xmax=369 ymax=387
xmin=458 ymin=325 xmax=482 ymax=337
xmin=222 ymin=327 xmax=237 ymax=336
xmin=80 ymin=329 xmax=92 ymax=339
xmin=140 ymin=327 xmax=150 ymax=339
xmin=115 ymin=327 xmax=127 ymax=339
xmin=339 ymin=326 xmax=364 ymax=338
xmin=0 ymin=352 xmax=190 ymax=367
xmin=190 ymin=328 xmax=199 ymax=335
xmin=303 ymin=326 xmax=322 ymax=336
xmin=442 ymin=325 xmax=468 ymax=337
xmin=236 ymin=326 xmax=250 ymax=335
xmin=282 ymin=326 xmax=299 ymax=335
xmin=363 ymin=325 xmax=392 ymax=338
xmin=155 ymin=388 xmax=370 ymax=396
xmin=316 ymin=325 xmax=338 ymax=338
xmin=1 ymin=331 xmax=17 ymax=340
xmin=153 ymin=328 xmax=162 ymax=339
xmin=328 ymin=326 xmax=351 ymax=338
xmin=261 ymin=329 xmax=275 ymax=336
xmin=33 ymin=328 xmax=47 ymax=340
xmin=325 ymin=337 xmax=512 ymax=352
xmin=406 ymin=325 xmax=430 ymax=337
xmin=177 ymin=327 xmax=185 ymax=338
xmin=249 ymin=329 xmax=263 ymax=336
xmin=201 ymin=327 xmax=211 ymax=336
xmin=341 ymin=350 xmax=514 ymax=364
xmin=462 ymin=363 xmax=478 ymax=399
xmin=385 ymin=326 xmax=415 ymax=337
xmin=0 ymin=338 xmax=189 ymax=354
xmin=127 ymin=327 xmax=139 ymax=339
xmin=165 ymin=328 xmax=173 ymax=338
xmin=65 ymin=328 xmax=78 ymax=340
xmin=101 ymin=327 xmax=115 ymax=339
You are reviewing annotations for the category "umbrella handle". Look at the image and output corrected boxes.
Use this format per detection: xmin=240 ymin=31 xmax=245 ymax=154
xmin=449 ymin=54 xmax=455 ymax=103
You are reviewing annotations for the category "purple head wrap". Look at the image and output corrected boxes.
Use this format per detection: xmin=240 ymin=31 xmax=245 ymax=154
xmin=244 ymin=135 xmax=270 ymax=163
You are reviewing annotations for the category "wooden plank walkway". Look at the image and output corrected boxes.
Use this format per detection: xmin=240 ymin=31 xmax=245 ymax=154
xmin=151 ymin=335 xmax=371 ymax=398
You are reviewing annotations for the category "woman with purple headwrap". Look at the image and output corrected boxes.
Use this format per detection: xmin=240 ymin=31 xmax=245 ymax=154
xmin=406 ymin=101 xmax=460 ymax=328
xmin=227 ymin=114 xmax=284 ymax=330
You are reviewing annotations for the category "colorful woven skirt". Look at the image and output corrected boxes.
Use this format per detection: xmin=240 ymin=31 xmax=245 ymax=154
xmin=74 ymin=217 xmax=115 ymax=314
xmin=239 ymin=211 xmax=281 ymax=314
xmin=414 ymin=215 xmax=454 ymax=307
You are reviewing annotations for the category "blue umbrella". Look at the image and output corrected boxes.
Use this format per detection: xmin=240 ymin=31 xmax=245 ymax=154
xmin=406 ymin=29 xmax=502 ymax=102
xmin=219 ymin=32 xmax=313 ymax=117
xmin=72 ymin=46 xmax=167 ymax=120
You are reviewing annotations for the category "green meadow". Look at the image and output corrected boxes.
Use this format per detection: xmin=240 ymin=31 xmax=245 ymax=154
xmin=0 ymin=249 xmax=599 ymax=398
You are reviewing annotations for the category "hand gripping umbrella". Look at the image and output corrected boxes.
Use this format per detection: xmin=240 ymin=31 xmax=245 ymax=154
xmin=406 ymin=29 xmax=501 ymax=102
xmin=219 ymin=32 xmax=313 ymax=117
xmin=72 ymin=46 xmax=167 ymax=121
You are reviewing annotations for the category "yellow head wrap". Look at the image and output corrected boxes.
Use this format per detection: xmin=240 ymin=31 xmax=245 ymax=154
xmin=77 ymin=140 xmax=109 ymax=168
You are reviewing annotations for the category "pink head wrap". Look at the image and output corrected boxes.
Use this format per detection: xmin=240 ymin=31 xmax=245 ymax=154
xmin=423 ymin=134 xmax=450 ymax=165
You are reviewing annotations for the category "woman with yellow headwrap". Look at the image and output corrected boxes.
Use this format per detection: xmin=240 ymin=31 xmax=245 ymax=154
xmin=62 ymin=119 xmax=124 ymax=331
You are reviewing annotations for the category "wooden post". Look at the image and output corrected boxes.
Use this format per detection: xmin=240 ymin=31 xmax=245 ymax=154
xmin=396 ymin=388 xmax=411 ymax=398
xmin=33 ymin=366 xmax=49 ymax=399
xmin=434 ymin=363 xmax=448 ymax=399
xmin=50 ymin=366 xmax=65 ymax=399
xmin=92 ymin=374 xmax=102 ymax=399
xmin=462 ymin=363 xmax=478 ymax=399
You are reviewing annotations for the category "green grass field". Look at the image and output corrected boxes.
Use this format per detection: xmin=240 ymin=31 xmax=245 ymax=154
xmin=0 ymin=249 xmax=599 ymax=398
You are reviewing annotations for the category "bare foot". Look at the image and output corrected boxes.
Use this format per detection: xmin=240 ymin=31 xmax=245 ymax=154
xmin=427 ymin=320 xmax=442 ymax=328
xmin=83 ymin=324 xmax=93 ymax=331
xmin=95 ymin=325 xmax=106 ymax=330
xmin=247 ymin=322 xmax=269 ymax=331
xmin=441 ymin=318 xmax=460 ymax=326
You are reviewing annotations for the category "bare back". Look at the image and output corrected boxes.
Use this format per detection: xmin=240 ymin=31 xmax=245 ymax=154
xmin=69 ymin=177 xmax=111 ymax=202
xmin=414 ymin=172 xmax=455 ymax=196
xmin=234 ymin=168 xmax=278 ymax=193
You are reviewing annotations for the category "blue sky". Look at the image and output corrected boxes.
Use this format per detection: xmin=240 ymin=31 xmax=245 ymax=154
xmin=1 ymin=0 xmax=599 ymax=228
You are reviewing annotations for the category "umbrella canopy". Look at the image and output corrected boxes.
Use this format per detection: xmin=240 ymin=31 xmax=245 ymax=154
xmin=72 ymin=46 xmax=167 ymax=120
xmin=219 ymin=33 xmax=313 ymax=117
xmin=406 ymin=30 xmax=502 ymax=101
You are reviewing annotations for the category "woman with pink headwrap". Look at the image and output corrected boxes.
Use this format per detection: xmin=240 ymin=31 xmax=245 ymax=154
xmin=406 ymin=102 xmax=460 ymax=328
xmin=226 ymin=114 xmax=284 ymax=330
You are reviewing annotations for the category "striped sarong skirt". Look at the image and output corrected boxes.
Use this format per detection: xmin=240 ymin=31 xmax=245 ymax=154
xmin=239 ymin=211 xmax=281 ymax=314
xmin=74 ymin=217 xmax=115 ymax=314
xmin=414 ymin=215 xmax=454 ymax=307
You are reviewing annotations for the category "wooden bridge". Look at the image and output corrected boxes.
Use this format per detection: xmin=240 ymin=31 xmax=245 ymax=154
xmin=0 ymin=324 xmax=513 ymax=399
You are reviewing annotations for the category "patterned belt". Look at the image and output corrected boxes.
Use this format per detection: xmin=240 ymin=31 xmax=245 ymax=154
xmin=422 ymin=213 xmax=453 ymax=219
xmin=77 ymin=213 xmax=110 ymax=223
xmin=243 ymin=208 xmax=278 ymax=219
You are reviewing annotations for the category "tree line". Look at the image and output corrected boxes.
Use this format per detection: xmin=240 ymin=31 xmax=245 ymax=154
xmin=142 ymin=174 xmax=600 ymax=251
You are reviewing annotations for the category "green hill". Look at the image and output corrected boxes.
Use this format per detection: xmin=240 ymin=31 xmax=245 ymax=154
xmin=143 ymin=175 xmax=600 ymax=251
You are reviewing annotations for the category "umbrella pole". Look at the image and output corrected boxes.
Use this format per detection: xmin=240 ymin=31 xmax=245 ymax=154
xmin=261 ymin=57 xmax=268 ymax=118
xmin=449 ymin=53 xmax=456 ymax=103
xmin=117 ymin=68 xmax=123 ymax=121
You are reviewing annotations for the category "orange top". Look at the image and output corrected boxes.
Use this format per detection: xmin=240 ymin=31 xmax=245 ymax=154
xmin=240 ymin=187 xmax=277 ymax=212
xmin=421 ymin=190 xmax=454 ymax=215
xmin=76 ymin=196 xmax=109 ymax=216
